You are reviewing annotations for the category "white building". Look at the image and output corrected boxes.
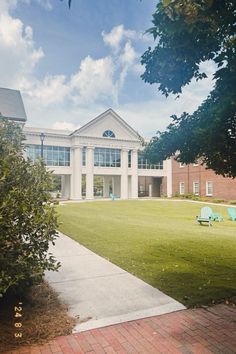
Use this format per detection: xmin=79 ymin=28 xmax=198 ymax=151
xmin=24 ymin=109 xmax=172 ymax=200
xmin=0 ymin=88 xmax=172 ymax=199
xmin=3 ymin=87 xmax=234 ymax=202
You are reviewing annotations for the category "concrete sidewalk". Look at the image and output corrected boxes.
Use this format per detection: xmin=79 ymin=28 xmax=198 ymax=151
xmin=45 ymin=232 xmax=185 ymax=332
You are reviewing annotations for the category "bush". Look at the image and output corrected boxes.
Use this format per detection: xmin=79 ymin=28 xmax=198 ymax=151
xmin=173 ymin=194 xmax=226 ymax=204
xmin=212 ymin=199 xmax=225 ymax=204
xmin=173 ymin=193 xmax=198 ymax=200
xmin=0 ymin=120 xmax=60 ymax=297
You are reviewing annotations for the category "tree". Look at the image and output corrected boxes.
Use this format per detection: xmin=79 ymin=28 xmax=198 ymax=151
xmin=141 ymin=0 xmax=236 ymax=177
xmin=61 ymin=0 xmax=72 ymax=8
xmin=0 ymin=119 xmax=60 ymax=297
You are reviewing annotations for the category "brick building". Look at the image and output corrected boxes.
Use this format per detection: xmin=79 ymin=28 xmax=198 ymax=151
xmin=171 ymin=158 xmax=236 ymax=200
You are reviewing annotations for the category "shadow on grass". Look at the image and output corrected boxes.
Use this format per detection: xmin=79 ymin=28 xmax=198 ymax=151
xmin=146 ymin=268 xmax=236 ymax=308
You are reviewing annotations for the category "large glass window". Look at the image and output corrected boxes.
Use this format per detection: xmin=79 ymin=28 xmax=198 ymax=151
xmin=128 ymin=150 xmax=132 ymax=168
xmin=138 ymin=154 xmax=163 ymax=169
xmin=82 ymin=147 xmax=86 ymax=166
xmin=94 ymin=148 xmax=120 ymax=167
xmin=26 ymin=144 xmax=70 ymax=166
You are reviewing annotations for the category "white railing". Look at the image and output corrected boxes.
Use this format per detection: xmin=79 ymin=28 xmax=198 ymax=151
xmin=138 ymin=162 xmax=163 ymax=170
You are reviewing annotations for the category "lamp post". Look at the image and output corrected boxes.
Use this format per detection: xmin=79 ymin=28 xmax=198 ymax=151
xmin=40 ymin=133 xmax=45 ymax=159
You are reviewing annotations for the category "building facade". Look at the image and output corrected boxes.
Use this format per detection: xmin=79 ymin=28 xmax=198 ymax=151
xmin=1 ymin=87 xmax=235 ymax=201
xmin=171 ymin=159 xmax=236 ymax=200
xmin=24 ymin=109 xmax=172 ymax=200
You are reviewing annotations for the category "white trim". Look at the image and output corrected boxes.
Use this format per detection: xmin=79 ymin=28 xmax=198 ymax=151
xmin=166 ymin=158 xmax=172 ymax=197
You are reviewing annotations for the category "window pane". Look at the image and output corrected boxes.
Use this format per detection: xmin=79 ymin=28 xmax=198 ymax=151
xmin=179 ymin=182 xmax=185 ymax=195
xmin=193 ymin=181 xmax=199 ymax=195
xmin=94 ymin=148 xmax=121 ymax=167
xmin=26 ymin=144 xmax=70 ymax=166
xmin=206 ymin=181 xmax=213 ymax=195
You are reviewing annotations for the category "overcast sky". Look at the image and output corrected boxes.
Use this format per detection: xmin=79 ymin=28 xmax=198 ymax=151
xmin=0 ymin=0 xmax=216 ymax=136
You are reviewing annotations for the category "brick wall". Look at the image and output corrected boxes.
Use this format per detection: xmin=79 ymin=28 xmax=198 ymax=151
xmin=171 ymin=158 xmax=236 ymax=200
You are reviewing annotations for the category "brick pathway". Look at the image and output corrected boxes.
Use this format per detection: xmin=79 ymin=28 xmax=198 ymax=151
xmin=3 ymin=304 xmax=236 ymax=354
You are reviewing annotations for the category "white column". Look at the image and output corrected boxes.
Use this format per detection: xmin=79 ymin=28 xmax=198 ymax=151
xmin=131 ymin=149 xmax=138 ymax=199
xmin=121 ymin=149 xmax=129 ymax=199
xmin=113 ymin=176 xmax=121 ymax=197
xmin=86 ymin=146 xmax=94 ymax=199
xmin=62 ymin=175 xmax=70 ymax=199
xmin=165 ymin=158 xmax=172 ymax=197
xmin=103 ymin=176 xmax=110 ymax=198
xmin=112 ymin=177 xmax=115 ymax=195
xmin=61 ymin=175 xmax=66 ymax=198
xmin=70 ymin=147 xmax=82 ymax=200
xmin=64 ymin=175 xmax=70 ymax=199
xmin=149 ymin=184 xmax=152 ymax=197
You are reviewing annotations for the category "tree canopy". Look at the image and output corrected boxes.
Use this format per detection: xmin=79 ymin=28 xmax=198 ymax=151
xmin=141 ymin=0 xmax=236 ymax=177
xmin=61 ymin=0 xmax=71 ymax=8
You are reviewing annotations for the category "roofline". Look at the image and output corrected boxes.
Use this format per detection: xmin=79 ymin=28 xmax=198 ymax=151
xmin=0 ymin=87 xmax=27 ymax=121
xmin=70 ymin=108 xmax=140 ymax=140
xmin=0 ymin=87 xmax=20 ymax=92
xmin=1 ymin=116 xmax=26 ymax=122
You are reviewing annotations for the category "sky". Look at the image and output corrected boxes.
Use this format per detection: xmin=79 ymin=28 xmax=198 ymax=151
xmin=0 ymin=0 xmax=216 ymax=137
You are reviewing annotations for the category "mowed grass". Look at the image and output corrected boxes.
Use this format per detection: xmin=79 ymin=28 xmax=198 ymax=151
xmin=57 ymin=200 xmax=236 ymax=307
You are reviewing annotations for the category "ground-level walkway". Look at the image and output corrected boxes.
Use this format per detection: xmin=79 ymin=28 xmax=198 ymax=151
xmin=4 ymin=303 xmax=236 ymax=354
xmin=45 ymin=232 xmax=185 ymax=332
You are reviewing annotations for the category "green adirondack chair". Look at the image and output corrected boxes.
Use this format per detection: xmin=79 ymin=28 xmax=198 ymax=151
xmin=211 ymin=210 xmax=223 ymax=222
xmin=109 ymin=193 xmax=118 ymax=201
xmin=228 ymin=207 xmax=236 ymax=221
xmin=196 ymin=206 xmax=213 ymax=226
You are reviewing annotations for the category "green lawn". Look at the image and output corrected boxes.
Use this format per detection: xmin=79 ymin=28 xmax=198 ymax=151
xmin=57 ymin=200 xmax=236 ymax=307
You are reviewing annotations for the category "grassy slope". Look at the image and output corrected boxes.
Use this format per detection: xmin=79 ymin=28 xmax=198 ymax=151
xmin=57 ymin=200 xmax=236 ymax=307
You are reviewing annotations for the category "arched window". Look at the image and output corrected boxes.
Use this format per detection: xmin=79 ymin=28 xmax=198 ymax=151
xmin=103 ymin=130 xmax=115 ymax=138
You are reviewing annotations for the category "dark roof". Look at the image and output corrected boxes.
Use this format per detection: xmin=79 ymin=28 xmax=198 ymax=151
xmin=0 ymin=88 xmax=27 ymax=122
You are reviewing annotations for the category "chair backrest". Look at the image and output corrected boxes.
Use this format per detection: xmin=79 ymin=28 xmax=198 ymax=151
xmin=200 ymin=206 xmax=213 ymax=218
xmin=228 ymin=207 xmax=236 ymax=216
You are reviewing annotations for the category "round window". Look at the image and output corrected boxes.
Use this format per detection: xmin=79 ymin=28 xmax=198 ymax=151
xmin=103 ymin=130 xmax=115 ymax=138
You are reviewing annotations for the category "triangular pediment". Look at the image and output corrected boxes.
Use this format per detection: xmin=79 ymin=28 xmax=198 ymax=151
xmin=72 ymin=109 xmax=140 ymax=141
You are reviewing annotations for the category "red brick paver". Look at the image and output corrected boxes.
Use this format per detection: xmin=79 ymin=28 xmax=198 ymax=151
xmin=3 ymin=304 xmax=236 ymax=354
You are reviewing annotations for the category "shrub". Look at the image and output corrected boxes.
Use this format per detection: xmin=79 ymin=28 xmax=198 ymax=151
xmin=173 ymin=194 xmax=226 ymax=204
xmin=0 ymin=119 xmax=60 ymax=297
xmin=212 ymin=199 xmax=225 ymax=204
xmin=174 ymin=193 xmax=197 ymax=200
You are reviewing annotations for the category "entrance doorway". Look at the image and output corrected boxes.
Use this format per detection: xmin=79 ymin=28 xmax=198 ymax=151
xmin=138 ymin=177 xmax=163 ymax=197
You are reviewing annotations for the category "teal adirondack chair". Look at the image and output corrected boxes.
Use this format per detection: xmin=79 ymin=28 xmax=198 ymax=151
xmin=196 ymin=206 xmax=213 ymax=226
xmin=109 ymin=193 xmax=118 ymax=201
xmin=228 ymin=207 xmax=236 ymax=221
xmin=211 ymin=210 xmax=223 ymax=222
